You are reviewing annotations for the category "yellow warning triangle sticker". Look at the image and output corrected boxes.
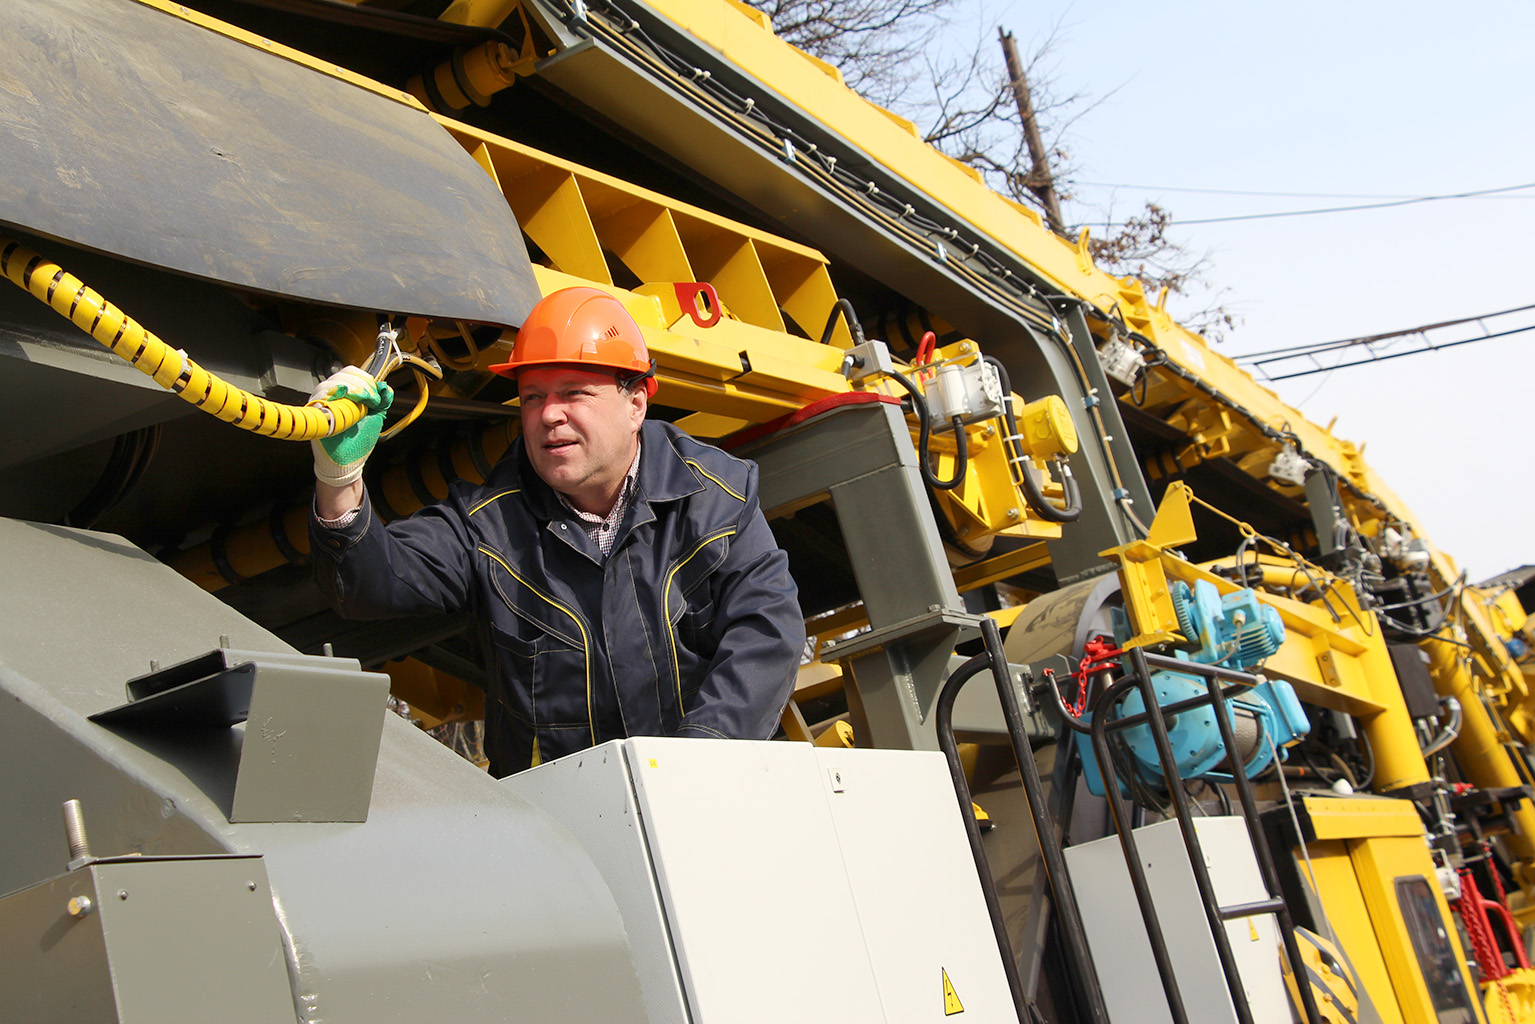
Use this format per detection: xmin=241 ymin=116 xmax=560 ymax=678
xmin=942 ymin=968 xmax=964 ymax=1015
xmin=1248 ymin=919 xmax=1260 ymax=942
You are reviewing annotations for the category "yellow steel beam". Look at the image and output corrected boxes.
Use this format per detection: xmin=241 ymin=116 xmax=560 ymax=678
xmin=441 ymin=118 xmax=855 ymax=348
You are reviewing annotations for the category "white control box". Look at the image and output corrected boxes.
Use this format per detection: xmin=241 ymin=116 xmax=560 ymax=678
xmin=505 ymin=738 xmax=1013 ymax=1023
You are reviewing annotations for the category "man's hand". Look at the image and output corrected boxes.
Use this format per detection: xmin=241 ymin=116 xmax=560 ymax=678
xmin=309 ymin=366 xmax=393 ymax=489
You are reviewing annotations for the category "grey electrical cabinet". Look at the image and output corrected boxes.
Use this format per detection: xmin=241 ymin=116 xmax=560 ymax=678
xmin=1063 ymin=815 xmax=1289 ymax=1024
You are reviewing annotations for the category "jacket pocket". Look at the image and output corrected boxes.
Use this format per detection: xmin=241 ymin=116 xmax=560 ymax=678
xmin=662 ymin=530 xmax=734 ymax=709
xmin=480 ymin=545 xmax=594 ymax=744
xmin=489 ymin=622 xmax=592 ymax=731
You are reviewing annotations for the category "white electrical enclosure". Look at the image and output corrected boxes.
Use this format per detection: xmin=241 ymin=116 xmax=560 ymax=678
xmin=1063 ymin=816 xmax=1288 ymax=1024
xmin=505 ymin=738 xmax=1013 ymax=1023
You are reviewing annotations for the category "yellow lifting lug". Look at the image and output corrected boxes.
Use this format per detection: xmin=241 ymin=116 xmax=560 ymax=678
xmin=1099 ymin=481 xmax=1199 ymax=643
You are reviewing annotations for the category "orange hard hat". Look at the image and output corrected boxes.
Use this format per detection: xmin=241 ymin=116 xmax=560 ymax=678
xmin=490 ymin=287 xmax=657 ymax=396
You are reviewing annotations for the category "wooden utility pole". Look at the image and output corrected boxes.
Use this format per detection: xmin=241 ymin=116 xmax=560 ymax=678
xmin=999 ymin=28 xmax=1067 ymax=237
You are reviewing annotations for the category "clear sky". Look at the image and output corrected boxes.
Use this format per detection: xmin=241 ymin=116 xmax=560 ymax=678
xmin=936 ymin=1 xmax=1535 ymax=581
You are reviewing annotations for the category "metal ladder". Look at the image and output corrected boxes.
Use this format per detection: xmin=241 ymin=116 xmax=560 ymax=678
xmin=1058 ymin=646 xmax=1325 ymax=1024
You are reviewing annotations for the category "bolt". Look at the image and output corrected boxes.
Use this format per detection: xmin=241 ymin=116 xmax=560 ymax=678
xmin=149 ymin=659 xmax=160 ymax=673
xmin=67 ymin=895 xmax=94 ymax=919
xmin=62 ymin=800 xmax=91 ymax=864
xmin=247 ymin=881 xmax=258 ymax=892
xmin=982 ymin=424 xmax=995 ymax=438
xmin=1007 ymin=507 xmax=1020 ymax=520
xmin=117 ymin=890 xmax=128 ymax=901
xmin=323 ymin=642 xmax=334 ymax=658
xmin=220 ymin=635 xmax=231 ymax=648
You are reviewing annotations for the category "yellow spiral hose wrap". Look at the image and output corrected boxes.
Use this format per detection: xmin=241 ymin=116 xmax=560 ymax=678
xmin=0 ymin=237 xmax=368 ymax=440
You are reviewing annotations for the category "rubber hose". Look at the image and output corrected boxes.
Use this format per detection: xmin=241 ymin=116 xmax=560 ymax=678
xmin=0 ymin=237 xmax=368 ymax=441
xmin=887 ymin=369 xmax=967 ymax=490
xmin=983 ymin=355 xmax=1081 ymax=523
xmin=1020 ymin=459 xmax=1083 ymax=523
xmin=819 ymin=297 xmax=867 ymax=346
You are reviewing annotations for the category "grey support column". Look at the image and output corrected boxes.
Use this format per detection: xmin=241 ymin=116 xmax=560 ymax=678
xmin=742 ymin=400 xmax=979 ymax=751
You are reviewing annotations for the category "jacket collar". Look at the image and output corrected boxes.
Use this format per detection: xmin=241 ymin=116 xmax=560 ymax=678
xmin=516 ymin=420 xmax=703 ymax=524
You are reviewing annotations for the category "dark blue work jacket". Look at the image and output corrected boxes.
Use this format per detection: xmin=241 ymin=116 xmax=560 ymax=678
xmin=310 ymin=420 xmax=805 ymax=776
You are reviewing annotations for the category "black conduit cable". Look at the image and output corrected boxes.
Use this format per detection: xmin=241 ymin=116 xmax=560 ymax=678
xmin=887 ymin=369 xmax=968 ymax=491
xmin=823 ymin=297 xmax=968 ymax=492
xmin=571 ymin=0 xmax=1149 ymax=533
xmin=985 ymin=355 xmax=1083 ymax=523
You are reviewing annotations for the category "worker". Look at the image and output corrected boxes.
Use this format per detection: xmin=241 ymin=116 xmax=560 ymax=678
xmin=308 ymin=287 xmax=805 ymax=776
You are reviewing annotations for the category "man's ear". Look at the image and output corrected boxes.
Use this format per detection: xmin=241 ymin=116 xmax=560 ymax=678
xmin=628 ymin=386 xmax=647 ymax=428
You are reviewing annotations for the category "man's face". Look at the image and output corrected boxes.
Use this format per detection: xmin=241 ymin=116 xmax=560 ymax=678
xmin=518 ymin=365 xmax=646 ymax=515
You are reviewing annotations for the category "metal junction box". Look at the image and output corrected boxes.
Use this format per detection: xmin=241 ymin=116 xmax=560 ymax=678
xmin=505 ymin=737 xmax=1013 ymax=1023
xmin=0 ymin=855 xmax=294 ymax=1024
xmin=1063 ymin=816 xmax=1288 ymax=1024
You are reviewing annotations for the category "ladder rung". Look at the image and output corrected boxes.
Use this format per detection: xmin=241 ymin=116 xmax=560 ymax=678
xmin=1218 ymin=898 xmax=1285 ymax=921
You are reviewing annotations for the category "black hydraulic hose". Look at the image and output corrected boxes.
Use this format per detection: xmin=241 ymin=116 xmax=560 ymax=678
xmin=1020 ymin=460 xmax=1083 ymax=523
xmin=887 ymin=370 xmax=968 ymax=491
xmin=820 ymin=297 xmax=867 ymax=346
xmin=984 ymin=356 xmax=1082 ymax=523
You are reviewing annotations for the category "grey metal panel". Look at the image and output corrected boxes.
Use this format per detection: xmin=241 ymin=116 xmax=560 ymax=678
xmin=0 ymin=867 xmax=119 ymax=1022
xmin=0 ymin=0 xmax=539 ymax=326
xmin=1064 ymin=818 xmax=1288 ymax=1024
xmin=744 ymin=401 xmax=960 ymax=627
xmin=0 ymin=857 xmax=295 ymax=1024
xmin=503 ymin=742 xmax=691 ymax=1024
xmin=0 ymin=519 xmax=648 ymax=1023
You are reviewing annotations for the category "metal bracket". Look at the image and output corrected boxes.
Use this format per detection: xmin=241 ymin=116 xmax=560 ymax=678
xmin=92 ymin=648 xmax=390 ymax=823
xmin=821 ymin=608 xmax=981 ymax=662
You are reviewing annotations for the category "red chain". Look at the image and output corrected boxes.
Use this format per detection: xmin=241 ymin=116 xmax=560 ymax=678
xmin=1069 ymin=636 xmax=1123 ymax=717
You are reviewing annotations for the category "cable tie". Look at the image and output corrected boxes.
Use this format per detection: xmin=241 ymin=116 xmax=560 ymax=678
xmin=1113 ymin=488 xmax=1132 ymax=500
xmin=900 ymin=203 xmax=913 ymax=218
xmin=864 ymin=181 xmax=879 ymax=196
xmin=1084 ymin=395 xmax=1099 ymax=408
xmin=742 ymin=97 xmax=754 ymax=113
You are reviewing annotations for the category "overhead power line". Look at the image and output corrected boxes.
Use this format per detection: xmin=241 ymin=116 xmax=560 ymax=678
xmin=1078 ymin=181 xmax=1535 ymax=201
xmin=1233 ymin=303 xmax=1535 ymax=381
xmin=1175 ymin=181 xmax=1535 ymax=225
xmin=1079 ymin=182 xmax=1424 ymax=200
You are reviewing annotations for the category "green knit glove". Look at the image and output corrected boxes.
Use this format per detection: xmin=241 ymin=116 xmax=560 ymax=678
xmin=309 ymin=367 xmax=393 ymax=487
